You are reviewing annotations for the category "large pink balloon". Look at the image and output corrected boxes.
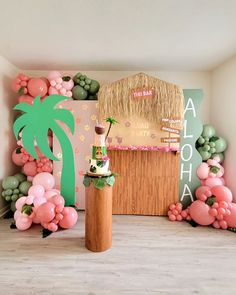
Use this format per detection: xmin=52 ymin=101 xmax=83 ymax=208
xmin=27 ymin=78 xmax=48 ymax=97
xmin=211 ymin=186 xmax=233 ymax=203
xmin=224 ymin=203 xmax=236 ymax=227
xmin=36 ymin=202 xmax=55 ymax=223
xmin=59 ymin=207 xmax=78 ymax=229
xmin=23 ymin=161 xmax=37 ymax=176
xmin=189 ymin=200 xmax=215 ymax=226
xmin=18 ymin=94 xmax=34 ymax=105
xmin=33 ymin=172 xmax=55 ymax=190
xmin=12 ymin=148 xmax=24 ymax=166
xmin=28 ymin=184 xmax=45 ymax=198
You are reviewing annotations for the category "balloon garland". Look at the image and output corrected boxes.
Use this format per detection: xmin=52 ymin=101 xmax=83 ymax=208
xmin=168 ymin=124 xmax=236 ymax=231
xmin=1 ymin=71 xmax=99 ymax=235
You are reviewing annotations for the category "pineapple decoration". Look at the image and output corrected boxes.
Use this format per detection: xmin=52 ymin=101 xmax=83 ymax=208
xmin=72 ymin=72 xmax=100 ymax=100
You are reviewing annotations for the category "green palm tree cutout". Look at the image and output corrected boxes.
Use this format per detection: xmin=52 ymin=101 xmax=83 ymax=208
xmin=105 ymin=117 xmax=119 ymax=140
xmin=13 ymin=95 xmax=75 ymax=206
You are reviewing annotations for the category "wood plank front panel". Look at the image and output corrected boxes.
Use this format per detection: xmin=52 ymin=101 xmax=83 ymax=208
xmin=108 ymin=150 xmax=180 ymax=216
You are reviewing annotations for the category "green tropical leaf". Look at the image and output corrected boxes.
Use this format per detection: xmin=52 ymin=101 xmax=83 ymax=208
xmin=93 ymin=178 xmax=106 ymax=190
xmin=13 ymin=115 xmax=29 ymax=140
xmin=41 ymin=94 xmax=69 ymax=109
xmin=14 ymin=102 xmax=32 ymax=113
xmin=83 ymin=176 xmax=91 ymax=187
xmin=53 ymin=109 xmax=75 ymax=134
xmin=105 ymin=117 xmax=119 ymax=124
xmin=106 ymin=175 xmax=115 ymax=186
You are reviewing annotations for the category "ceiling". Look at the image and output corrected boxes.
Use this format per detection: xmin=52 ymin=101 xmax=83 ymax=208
xmin=0 ymin=0 xmax=236 ymax=71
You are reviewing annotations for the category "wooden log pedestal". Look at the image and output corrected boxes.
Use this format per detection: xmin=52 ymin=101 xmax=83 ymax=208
xmin=85 ymin=181 xmax=113 ymax=252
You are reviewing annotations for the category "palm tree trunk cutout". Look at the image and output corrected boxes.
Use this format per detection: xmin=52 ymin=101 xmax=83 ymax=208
xmin=105 ymin=117 xmax=118 ymax=141
xmin=52 ymin=123 xmax=75 ymax=205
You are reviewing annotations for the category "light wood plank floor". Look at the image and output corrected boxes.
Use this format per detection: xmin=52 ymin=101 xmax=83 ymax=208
xmin=0 ymin=212 xmax=236 ymax=295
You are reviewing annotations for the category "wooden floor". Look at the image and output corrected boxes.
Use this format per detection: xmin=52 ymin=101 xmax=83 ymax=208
xmin=0 ymin=212 xmax=236 ymax=295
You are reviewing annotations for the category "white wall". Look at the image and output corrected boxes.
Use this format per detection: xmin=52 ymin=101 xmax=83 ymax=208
xmin=25 ymin=70 xmax=211 ymax=122
xmin=0 ymin=56 xmax=19 ymax=215
xmin=211 ymin=56 xmax=236 ymax=200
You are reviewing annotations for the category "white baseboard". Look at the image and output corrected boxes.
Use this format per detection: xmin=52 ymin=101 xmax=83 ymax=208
xmin=0 ymin=205 xmax=10 ymax=218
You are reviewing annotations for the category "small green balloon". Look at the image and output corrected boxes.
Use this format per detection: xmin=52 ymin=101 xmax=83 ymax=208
xmin=5 ymin=189 xmax=13 ymax=196
xmin=11 ymin=194 xmax=19 ymax=202
xmin=85 ymin=78 xmax=91 ymax=85
xmin=5 ymin=196 xmax=11 ymax=202
xmin=209 ymin=147 xmax=216 ymax=153
xmin=197 ymin=136 xmax=205 ymax=145
xmin=19 ymin=181 xmax=32 ymax=194
xmin=1 ymin=191 xmax=5 ymax=197
xmin=80 ymin=75 xmax=86 ymax=81
xmin=10 ymin=201 xmax=16 ymax=212
xmin=14 ymin=173 xmax=26 ymax=183
xmin=79 ymin=81 xmax=85 ymax=87
xmin=203 ymin=145 xmax=210 ymax=151
xmin=2 ymin=176 xmax=19 ymax=190
xmin=209 ymin=142 xmax=215 ymax=148
xmin=72 ymin=85 xmax=88 ymax=100
xmin=13 ymin=189 xmax=19 ymax=194
xmin=204 ymin=137 xmax=209 ymax=143
xmin=198 ymin=147 xmax=211 ymax=161
xmin=89 ymin=80 xmax=100 ymax=94
xmin=84 ymin=85 xmax=90 ymax=91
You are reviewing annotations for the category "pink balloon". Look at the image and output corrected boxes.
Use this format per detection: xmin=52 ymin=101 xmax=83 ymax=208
xmin=196 ymin=163 xmax=209 ymax=180
xmin=33 ymin=196 xmax=47 ymax=208
xmin=40 ymin=77 xmax=50 ymax=88
xmin=47 ymin=71 xmax=61 ymax=80
xmin=28 ymin=78 xmax=48 ymax=97
xmin=33 ymin=172 xmax=55 ymax=190
xmin=36 ymin=202 xmax=55 ymax=223
xmin=59 ymin=207 xmax=78 ymax=229
xmin=15 ymin=197 xmax=27 ymax=211
xmin=28 ymin=184 xmax=45 ymax=198
xmin=16 ymin=215 xmax=32 ymax=231
xmin=195 ymin=186 xmax=212 ymax=202
xmin=209 ymin=208 xmax=218 ymax=217
xmin=169 ymin=214 xmax=176 ymax=221
xmin=205 ymin=177 xmax=225 ymax=188
xmin=224 ymin=203 xmax=236 ymax=227
xmin=44 ymin=190 xmax=58 ymax=200
xmin=49 ymin=86 xmax=59 ymax=95
xmin=14 ymin=210 xmax=21 ymax=220
xmin=62 ymin=78 xmax=74 ymax=90
xmin=18 ymin=94 xmax=34 ymax=105
xmin=211 ymin=186 xmax=233 ymax=203
xmin=23 ymin=161 xmax=37 ymax=176
xmin=219 ymin=220 xmax=228 ymax=230
xmin=189 ymin=200 xmax=215 ymax=226
xmin=49 ymin=195 xmax=65 ymax=213
xmin=12 ymin=148 xmax=25 ymax=166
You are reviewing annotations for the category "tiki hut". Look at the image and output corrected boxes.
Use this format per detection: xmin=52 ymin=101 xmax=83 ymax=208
xmin=98 ymin=73 xmax=184 ymax=216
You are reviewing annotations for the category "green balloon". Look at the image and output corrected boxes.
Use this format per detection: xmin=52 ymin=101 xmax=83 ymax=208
xmin=198 ymin=147 xmax=211 ymax=161
xmin=1 ymin=191 xmax=5 ymax=197
xmin=214 ymin=137 xmax=227 ymax=153
xmin=209 ymin=142 xmax=215 ymax=148
xmin=11 ymin=194 xmax=19 ymax=202
xmin=72 ymin=85 xmax=88 ymax=100
xmin=197 ymin=136 xmax=205 ymax=145
xmin=14 ymin=173 xmax=26 ymax=183
xmin=202 ymin=124 xmax=216 ymax=138
xmin=85 ymin=78 xmax=91 ymax=85
xmin=203 ymin=145 xmax=210 ymax=151
xmin=80 ymin=75 xmax=86 ymax=81
xmin=13 ymin=189 xmax=19 ymax=194
xmin=19 ymin=181 xmax=32 ymax=194
xmin=84 ymin=85 xmax=90 ymax=91
xmin=5 ymin=189 xmax=13 ymax=196
xmin=2 ymin=176 xmax=19 ymax=190
xmin=88 ymin=95 xmax=97 ymax=100
xmin=209 ymin=147 xmax=216 ymax=153
xmin=211 ymin=153 xmax=225 ymax=163
xmin=10 ymin=201 xmax=16 ymax=212
xmin=5 ymin=196 xmax=11 ymax=202
xmin=79 ymin=81 xmax=85 ymax=87
xmin=89 ymin=80 xmax=100 ymax=94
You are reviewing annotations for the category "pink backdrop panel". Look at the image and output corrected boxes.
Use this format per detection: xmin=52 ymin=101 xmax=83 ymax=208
xmin=53 ymin=100 xmax=98 ymax=209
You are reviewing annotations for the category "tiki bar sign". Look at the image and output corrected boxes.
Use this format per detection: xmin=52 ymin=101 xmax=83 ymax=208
xmin=132 ymin=87 xmax=155 ymax=99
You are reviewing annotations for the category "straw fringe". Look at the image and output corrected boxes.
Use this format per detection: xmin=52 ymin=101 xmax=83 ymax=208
xmin=98 ymin=73 xmax=184 ymax=128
